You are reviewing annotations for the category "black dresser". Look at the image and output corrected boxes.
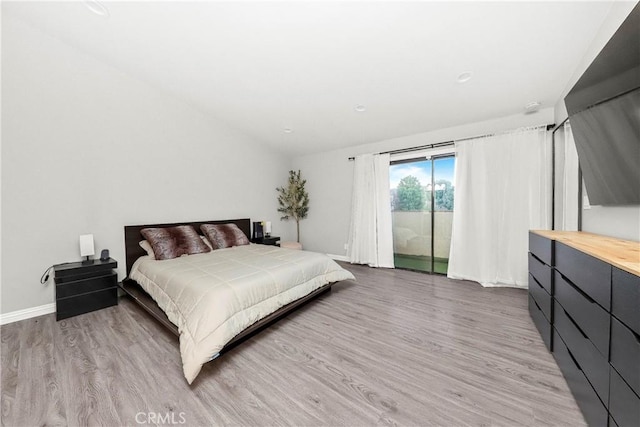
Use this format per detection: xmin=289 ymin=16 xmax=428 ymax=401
xmin=54 ymin=258 xmax=118 ymax=320
xmin=528 ymin=231 xmax=639 ymax=427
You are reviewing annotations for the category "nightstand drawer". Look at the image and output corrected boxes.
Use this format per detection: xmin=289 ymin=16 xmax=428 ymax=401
xmin=54 ymin=259 xmax=117 ymax=281
xmin=529 ymin=232 xmax=553 ymax=266
xmin=612 ymin=267 xmax=640 ymax=336
xmin=56 ymin=273 xmax=117 ymax=299
xmin=56 ymin=288 xmax=118 ymax=320
xmin=554 ymin=303 xmax=609 ymax=403
xmin=529 ymin=273 xmax=551 ymax=321
xmin=610 ymin=317 xmax=640 ymax=397
xmin=529 ymin=294 xmax=552 ymax=351
xmin=555 ymin=271 xmax=610 ymax=358
xmin=552 ymin=330 xmax=608 ymax=427
xmin=610 ymin=367 xmax=640 ymax=427
xmin=529 ymin=253 xmax=552 ymax=293
xmin=251 ymin=236 xmax=280 ymax=246
xmin=556 ymin=242 xmax=611 ymax=310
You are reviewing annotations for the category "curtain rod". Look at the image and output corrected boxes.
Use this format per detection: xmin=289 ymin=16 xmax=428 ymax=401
xmin=347 ymin=123 xmax=555 ymax=161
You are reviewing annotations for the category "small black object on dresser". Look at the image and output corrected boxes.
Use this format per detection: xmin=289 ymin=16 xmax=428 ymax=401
xmin=251 ymin=236 xmax=281 ymax=246
xmin=54 ymin=258 xmax=118 ymax=320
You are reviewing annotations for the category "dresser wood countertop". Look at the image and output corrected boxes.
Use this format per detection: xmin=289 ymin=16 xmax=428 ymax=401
xmin=531 ymin=230 xmax=640 ymax=277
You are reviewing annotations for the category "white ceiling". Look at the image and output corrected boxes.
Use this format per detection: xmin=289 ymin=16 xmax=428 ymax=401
xmin=4 ymin=1 xmax=619 ymax=156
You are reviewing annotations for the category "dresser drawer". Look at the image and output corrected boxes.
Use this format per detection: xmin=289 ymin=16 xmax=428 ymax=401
xmin=555 ymin=271 xmax=610 ymax=358
xmin=610 ymin=317 xmax=640 ymax=397
xmin=56 ymin=288 xmax=118 ymax=320
xmin=554 ymin=303 xmax=609 ymax=403
xmin=529 ymin=253 xmax=552 ymax=294
xmin=529 ymin=232 xmax=553 ymax=266
xmin=56 ymin=273 xmax=117 ymax=299
xmin=555 ymin=242 xmax=611 ymax=310
xmin=529 ymin=273 xmax=552 ymax=321
xmin=610 ymin=367 xmax=640 ymax=427
xmin=552 ymin=330 xmax=608 ymax=427
xmin=612 ymin=267 xmax=640 ymax=336
xmin=529 ymin=294 xmax=552 ymax=351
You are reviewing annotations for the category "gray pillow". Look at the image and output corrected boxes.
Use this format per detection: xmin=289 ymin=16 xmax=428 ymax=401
xmin=200 ymin=223 xmax=250 ymax=249
xmin=140 ymin=225 xmax=210 ymax=260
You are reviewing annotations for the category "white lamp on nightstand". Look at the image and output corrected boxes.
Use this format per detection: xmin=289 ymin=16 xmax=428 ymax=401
xmin=79 ymin=234 xmax=95 ymax=264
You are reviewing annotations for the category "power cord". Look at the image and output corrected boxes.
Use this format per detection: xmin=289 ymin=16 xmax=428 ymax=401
xmin=40 ymin=261 xmax=73 ymax=284
xmin=40 ymin=266 xmax=53 ymax=284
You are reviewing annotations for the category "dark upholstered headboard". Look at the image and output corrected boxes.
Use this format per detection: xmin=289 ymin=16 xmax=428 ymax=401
xmin=124 ymin=218 xmax=251 ymax=277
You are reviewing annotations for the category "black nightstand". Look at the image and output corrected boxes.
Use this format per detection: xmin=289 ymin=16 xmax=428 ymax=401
xmin=252 ymin=236 xmax=281 ymax=246
xmin=54 ymin=258 xmax=118 ymax=320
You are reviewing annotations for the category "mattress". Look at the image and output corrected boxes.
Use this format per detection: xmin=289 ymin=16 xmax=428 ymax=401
xmin=130 ymin=244 xmax=355 ymax=383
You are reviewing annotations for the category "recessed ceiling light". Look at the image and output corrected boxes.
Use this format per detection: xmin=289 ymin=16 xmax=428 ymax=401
xmin=524 ymin=101 xmax=541 ymax=114
xmin=84 ymin=0 xmax=110 ymax=17
xmin=283 ymin=128 xmax=293 ymax=133
xmin=354 ymin=104 xmax=366 ymax=112
xmin=456 ymin=72 xmax=473 ymax=83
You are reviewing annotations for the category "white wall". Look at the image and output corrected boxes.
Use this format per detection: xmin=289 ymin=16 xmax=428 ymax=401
xmin=581 ymin=206 xmax=640 ymax=241
xmin=292 ymin=108 xmax=554 ymax=256
xmin=0 ymin=4 xmax=4 ymax=316
xmin=1 ymin=15 xmax=293 ymax=314
xmin=554 ymin=1 xmax=640 ymax=242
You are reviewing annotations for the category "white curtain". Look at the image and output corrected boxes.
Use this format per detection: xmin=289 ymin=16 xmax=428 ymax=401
xmin=561 ymin=122 xmax=580 ymax=230
xmin=447 ymin=127 xmax=551 ymax=288
xmin=347 ymin=153 xmax=394 ymax=268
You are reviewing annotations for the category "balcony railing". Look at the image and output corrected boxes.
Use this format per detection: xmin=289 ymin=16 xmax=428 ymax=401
xmin=392 ymin=211 xmax=453 ymax=258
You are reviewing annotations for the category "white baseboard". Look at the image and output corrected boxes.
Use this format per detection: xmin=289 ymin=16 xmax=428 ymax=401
xmin=327 ymin=254 xmax=349 ymax=262
xmin=0 ymin=303 xmax=56 ymax=325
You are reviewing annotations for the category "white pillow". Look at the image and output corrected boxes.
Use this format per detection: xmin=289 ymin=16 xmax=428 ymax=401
xmin=139 ymin=240 xmax=156 ymax=260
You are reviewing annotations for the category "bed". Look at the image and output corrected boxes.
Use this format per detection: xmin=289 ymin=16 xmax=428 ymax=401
xmin=121 ymin=218 xmax=355 ymax=384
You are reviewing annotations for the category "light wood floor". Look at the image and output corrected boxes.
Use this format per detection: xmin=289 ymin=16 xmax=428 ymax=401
xmin=1 ymin=263 xmax=585 ymax=426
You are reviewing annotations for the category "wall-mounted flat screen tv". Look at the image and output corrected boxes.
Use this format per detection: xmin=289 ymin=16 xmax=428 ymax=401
xmin=570 ymin=88 xmax=640 ymax=205
xmin=565 ymin=4 xmax=640 ymax=206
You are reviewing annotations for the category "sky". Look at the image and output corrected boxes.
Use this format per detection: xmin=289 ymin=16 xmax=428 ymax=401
xmin=389 ymin=157 xmax=455 ymax=189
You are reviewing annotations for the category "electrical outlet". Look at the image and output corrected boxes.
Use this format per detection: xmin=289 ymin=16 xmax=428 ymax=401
xmin=344 ymin=243 xmax=349 ymax=251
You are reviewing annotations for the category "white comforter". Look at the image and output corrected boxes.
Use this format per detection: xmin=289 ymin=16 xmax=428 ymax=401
xmin=130 ymin=244 xmax=355 ymax=383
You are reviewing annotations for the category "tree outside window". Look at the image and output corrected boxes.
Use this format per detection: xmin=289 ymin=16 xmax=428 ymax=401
xmin=395 ymin=175 xmax=425 ymax=211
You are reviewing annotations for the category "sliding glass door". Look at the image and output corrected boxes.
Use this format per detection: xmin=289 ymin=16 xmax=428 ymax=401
xmin=390 ymin=155 xmax=455 ymax=274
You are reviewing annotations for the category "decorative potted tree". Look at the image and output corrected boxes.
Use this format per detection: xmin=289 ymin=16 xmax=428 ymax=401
xmin=276 ymin=170 xmax=309 ymax=245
